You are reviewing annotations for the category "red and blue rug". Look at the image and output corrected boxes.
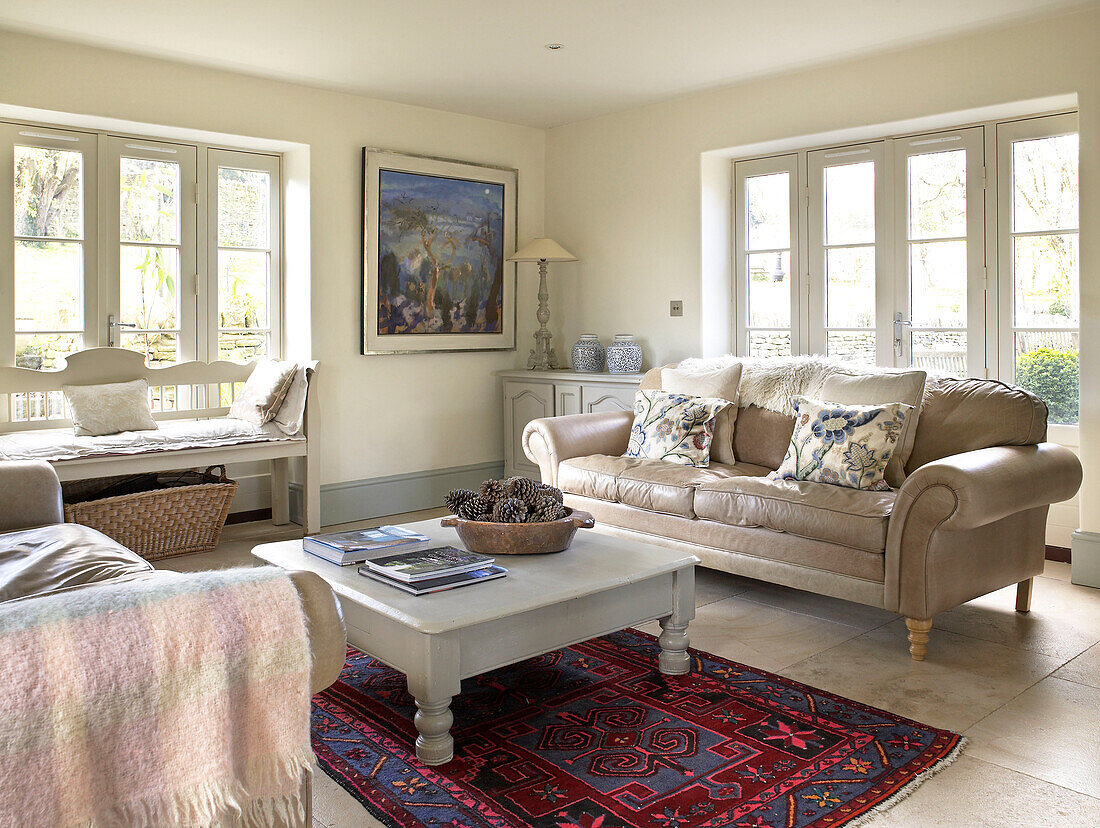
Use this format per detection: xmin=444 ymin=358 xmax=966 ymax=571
xmin=312 ymin=630 xmax=963 ymax=828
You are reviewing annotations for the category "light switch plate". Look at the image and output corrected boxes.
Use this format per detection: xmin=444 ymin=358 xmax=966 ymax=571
xmin=669 ymin=300 xmax=683 ymax=317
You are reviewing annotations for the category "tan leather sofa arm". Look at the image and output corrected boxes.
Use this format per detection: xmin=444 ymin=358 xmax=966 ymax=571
xmin=287 ymin=570 xmax=347 ymax=694
xmin=523 ymin=411 xmax=634 ymax=486
xmin=0 ymin=460 xmax=64 ymax=533
xmin=892 ymin=442 xmax=1081 ymax=533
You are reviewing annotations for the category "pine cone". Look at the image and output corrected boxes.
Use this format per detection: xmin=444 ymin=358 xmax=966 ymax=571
xmin=538 ymin=484 xmax=564 ymax=504
xmin=479 ymin=478 xmax=506 ymax=502
xmin=493 ymin=497 xmax=528 ymax=524
xmin=531 ymin=494 xmax=567 ymax=522
xmin=473 ymin=512 xmax=493 ymax=522
xmin=457 ymin=494 xmax=491 ymax=521
xmin=444 ymin=488 xmax=476 ymax=515
xmin=505 ymin=476 xmax=541 ymax=504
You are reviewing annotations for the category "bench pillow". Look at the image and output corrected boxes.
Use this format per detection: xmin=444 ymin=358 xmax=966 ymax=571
xmin=62 ymin=379 xmax=158 ymax=437
xmin=229 ymin=359 xmax=297 ymax=426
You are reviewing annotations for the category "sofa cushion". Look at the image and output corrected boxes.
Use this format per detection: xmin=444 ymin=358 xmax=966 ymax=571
xmin=0 ymin=523 xmax=154 ymax=604
xmin=695 ymin=476 xmax=896 ymax=553
xmin=733 ymin=404 xmax=797 ymax=470
xmin=558 ymin=455 xmax=770 ymax=518
xmin=906 ymin=376 xmax=1048 ymax=473
xmin=660 ymin=363 xmax=742 ymax=465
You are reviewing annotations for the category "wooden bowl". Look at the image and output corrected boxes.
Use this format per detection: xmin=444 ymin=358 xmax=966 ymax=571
xmin=440 ymin=508 xmax=595 ymax=555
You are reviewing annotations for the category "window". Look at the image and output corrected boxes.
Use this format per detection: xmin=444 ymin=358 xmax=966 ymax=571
xmin=733 ymin=112 xmax=1079 ymax=424
xmin=1 ymin=120 xmax=281 ymax=369
xmin=998 ymin=114 xmax=1079 ymax=425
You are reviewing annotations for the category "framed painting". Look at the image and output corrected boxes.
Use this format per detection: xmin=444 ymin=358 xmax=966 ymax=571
xmin=362 ymin=149 xmax=517 ymax=354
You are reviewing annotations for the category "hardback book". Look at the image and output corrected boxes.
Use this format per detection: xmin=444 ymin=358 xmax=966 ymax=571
xmin=357 ymin=564 xmax=508 ymax=595
xmin=303 ymin=525 xmax=432 ymax=566
xmin=363 ymin=546 xmax=494 ymax=582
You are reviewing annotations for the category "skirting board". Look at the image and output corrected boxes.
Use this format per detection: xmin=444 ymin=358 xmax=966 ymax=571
xmin=1071 ymin=530 xmax=1100 ymax=588
xmin=288 ymin=460 xmax=504 ymax=528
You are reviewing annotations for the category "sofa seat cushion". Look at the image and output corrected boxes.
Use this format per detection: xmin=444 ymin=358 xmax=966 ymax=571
xmin=694 ymin=477 xmax=896 ymax=553
xmin=558 ymin=455 xmax=771 ymax=518
xmin=0 ymin=523 xmax=155 ymax=604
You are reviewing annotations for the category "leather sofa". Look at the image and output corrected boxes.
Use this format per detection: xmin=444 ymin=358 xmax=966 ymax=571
xmin=523 ymin=365 xmax=1083 ymax=661
xmin=0 ymin=460 xmax=346 ymax=827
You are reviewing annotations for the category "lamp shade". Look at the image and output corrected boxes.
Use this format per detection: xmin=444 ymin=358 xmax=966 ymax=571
xmin=508 ymin=238 xmax=577 ymax=262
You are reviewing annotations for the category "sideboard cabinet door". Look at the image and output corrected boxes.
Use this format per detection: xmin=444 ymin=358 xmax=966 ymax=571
xmin=581 ymin=383 xmax=636 ymax=414
xmin=503 ymin=381 xmax=553 ymax=478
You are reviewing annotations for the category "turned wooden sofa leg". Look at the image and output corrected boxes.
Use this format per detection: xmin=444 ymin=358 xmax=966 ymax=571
xmin=905 ymin=618 xmax=933 ymax=661
xmin=1016 ymin=578 xmax=1033 ymax=613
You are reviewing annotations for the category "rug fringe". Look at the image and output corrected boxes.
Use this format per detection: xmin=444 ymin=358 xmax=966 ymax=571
xmin=843 ymin=736 xmax=968 ymax=828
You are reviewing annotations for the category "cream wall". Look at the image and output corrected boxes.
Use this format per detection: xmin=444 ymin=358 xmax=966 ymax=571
xmin=0 ymin=31 xmax=546 ymax=501
xmin=545 ymin=8 xmax=1099 ymax=547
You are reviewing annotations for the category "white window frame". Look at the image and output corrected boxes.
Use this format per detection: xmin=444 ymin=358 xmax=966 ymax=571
xmin=733 ymin=154 xmax=802 ymax=356
xmin=0 ymin=123 xmax=99 ymax=366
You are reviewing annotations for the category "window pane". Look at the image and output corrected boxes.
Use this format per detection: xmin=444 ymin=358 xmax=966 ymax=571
xmin=748 ymin=251 xmax=790 ymax=328
xmin=218 ymin=167 xmax=270 ymax=248
xmin=120 ymin=157 xmax=180 ymax=244
xmin=219 ymin=250 xmax=269 ymax=329
xmin=14 ymin=146 xmax=83 ymax=239
xmin=219 ymin=331 xmax=268 ymax=363
xmin=1014 ymin=234 xmax=1078 ymax=327
xmin=908 ymin=149 xmax=966 ymax=240
xmin=825 ymin=161 xmax=874 ymax=245
xmin=1015 ymin=331 xmax=1078 ymax=425
xmin=749 ymin=330 xmax=791 ymax=358
xmin=912 ymin=330 xmax=967 ymax=374
xmin=746 ymin=172 xmax=789 ymax=250
xmin=15 ymin=333 xmax=81 ymax=370
xmin=910 ymin=240 xmax=966 ymax=327
xmin=120 ymin=331 xmax=178 ymax=366
xmin=120 ymin=246 xmax=179 ymax=331
xmin=14 ymin=241 xmax=83 ymax=331
xmin=1013 ymin=133 xmax=1078 ymax=233
xmin=826 ymin=247 xmax=875 ymax=328
xmin=827 ymin=331 xmax=875 ymax=365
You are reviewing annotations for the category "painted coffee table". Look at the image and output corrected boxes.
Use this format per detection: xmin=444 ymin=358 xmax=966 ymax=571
xmin=253 ymin=517 xmax=698 ymax=765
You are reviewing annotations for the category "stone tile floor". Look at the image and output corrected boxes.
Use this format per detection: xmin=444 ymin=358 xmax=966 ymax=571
xmin=162 ymin=517 xmax=1100 ymax=827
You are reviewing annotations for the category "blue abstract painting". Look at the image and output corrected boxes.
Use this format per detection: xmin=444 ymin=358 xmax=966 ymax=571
xmin=377 ymin=170 xmax=505 ymax=335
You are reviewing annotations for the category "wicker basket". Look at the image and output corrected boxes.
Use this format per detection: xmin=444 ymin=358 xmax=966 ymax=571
xmin=63 ymin=465 xmax=238 ymax=561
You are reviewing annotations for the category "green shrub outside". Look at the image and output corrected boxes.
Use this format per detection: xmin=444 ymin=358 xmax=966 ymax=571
xmin=1015 ymin=347 xmax=1079 ymax=424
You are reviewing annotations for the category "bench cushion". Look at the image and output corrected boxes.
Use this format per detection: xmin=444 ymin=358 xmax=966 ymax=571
xmin=0 ymin=418 xmax=303 ymax=463
xmin=558 ymin=455 xmax=771 ymax=518
xmin=694 ymin=476 xmax=897 ymax=553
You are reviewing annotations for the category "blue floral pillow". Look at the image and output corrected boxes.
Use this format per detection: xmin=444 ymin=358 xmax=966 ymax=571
xmin=625 ymin=390 xmax=731 ymax=467
xmin=769 ymin=396 xmax=913 ymax=491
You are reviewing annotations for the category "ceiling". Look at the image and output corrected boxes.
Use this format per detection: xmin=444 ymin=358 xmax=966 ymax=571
xmin=0 ymin=0 xmax=1092 ymax=128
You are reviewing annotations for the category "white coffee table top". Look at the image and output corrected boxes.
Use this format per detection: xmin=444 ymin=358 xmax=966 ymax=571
xmin=253 ymin=517 xmax=698 ymax=635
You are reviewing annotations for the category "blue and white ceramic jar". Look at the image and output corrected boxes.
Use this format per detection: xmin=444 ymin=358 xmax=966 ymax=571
xmin=570 ymin=334 xmax=605 ymax=372
xmin=605 ymin=334 xmax=642 ymax=374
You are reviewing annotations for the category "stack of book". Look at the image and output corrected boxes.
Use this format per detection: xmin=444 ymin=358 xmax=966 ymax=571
xmin=303 ymin=525 xmax=432 ymax=566
xmin=358 ymin=547 xmax=507 ymax=595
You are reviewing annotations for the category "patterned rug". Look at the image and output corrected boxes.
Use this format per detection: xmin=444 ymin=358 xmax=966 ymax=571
xmin=312 ymin=630 xmax=964 ymax=828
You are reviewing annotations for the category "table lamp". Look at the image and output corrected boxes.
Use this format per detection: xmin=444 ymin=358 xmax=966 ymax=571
xmin=508 ymin=238 xmax=578 ymax=370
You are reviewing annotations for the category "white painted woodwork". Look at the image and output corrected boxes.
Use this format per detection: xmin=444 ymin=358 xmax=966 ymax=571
xmin=253 ymin=517 xmax=698 ymax=766
xmin=498 ymin=370 xmax=644 ymax=477
xmin=0 ymin=347 xmax=321 ymax=533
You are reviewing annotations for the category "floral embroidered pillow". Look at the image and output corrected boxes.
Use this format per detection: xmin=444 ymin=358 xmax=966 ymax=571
xmin=769 ymin=396 xmax=913 ymax=491
xmin=625 ymin=390 xmax=731 ymax=467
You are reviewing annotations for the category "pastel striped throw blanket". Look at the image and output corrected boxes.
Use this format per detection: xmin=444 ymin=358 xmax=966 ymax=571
xmin=0 ymin=567 xmax=313 ymax=827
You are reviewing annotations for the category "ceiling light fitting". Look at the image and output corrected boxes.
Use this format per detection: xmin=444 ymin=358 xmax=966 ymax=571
xmin=545 ymin=43 xmax=564 ymax=51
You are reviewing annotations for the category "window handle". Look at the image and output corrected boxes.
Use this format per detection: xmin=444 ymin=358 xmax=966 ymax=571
xmin=107 ymin=314 xmax=137 ymax=347
xmin=893 ymin=312 xmax=912 ymax=358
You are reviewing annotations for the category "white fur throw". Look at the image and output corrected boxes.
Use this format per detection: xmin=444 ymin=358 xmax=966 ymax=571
xmin=676 ymin=355 xmax=932 ymax=417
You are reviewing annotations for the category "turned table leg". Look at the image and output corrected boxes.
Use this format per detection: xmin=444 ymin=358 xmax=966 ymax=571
xmin=1016 ymin=578 xmax=1033 ymax=613
xmin=413 ymin=696 xmax=454 ymax=766
xmin=658 ymin=566 xmax=695 ymax=675
xmin=905 ymin=618 xmax=933 ymax=661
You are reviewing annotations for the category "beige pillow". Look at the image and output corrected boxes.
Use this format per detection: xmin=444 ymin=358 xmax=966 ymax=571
xmin=228 ymin=359 xmax=297 ymax=426
xmin=63 ymin=379 xmax=158 ymax=437
xmin=820 ymin=369 xmax=927 ymax=488
xmin=661 ymin=363 xmax=743 ymax=465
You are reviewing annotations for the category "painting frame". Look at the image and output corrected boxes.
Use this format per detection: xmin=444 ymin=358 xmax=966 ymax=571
xmin=362 ymin=148 xmax=517 ymax=355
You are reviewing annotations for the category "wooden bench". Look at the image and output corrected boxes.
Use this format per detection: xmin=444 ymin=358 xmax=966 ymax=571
xmin=0 ymin=348 xmax=320 ymax=533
